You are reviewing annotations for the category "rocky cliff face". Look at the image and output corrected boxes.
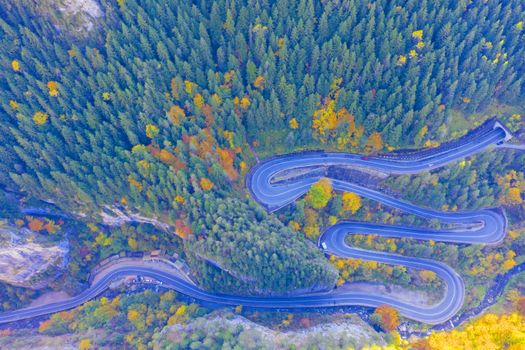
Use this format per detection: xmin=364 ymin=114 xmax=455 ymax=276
xmin=5 ymin=0 xmax=103 ymax=38
xmin=0 ymin=225 xmax=68 ymax=289
xmin=153 ymin=312 xmax=387 ymax=349
xmin=100 ymin=206 xmax=171 ymax=231
xmin=54 ymin=0 xmax=103 ymax=33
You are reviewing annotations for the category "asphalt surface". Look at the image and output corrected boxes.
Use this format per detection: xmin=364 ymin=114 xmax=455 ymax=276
xmin=0 ymin=122 xmax=510 ymax=325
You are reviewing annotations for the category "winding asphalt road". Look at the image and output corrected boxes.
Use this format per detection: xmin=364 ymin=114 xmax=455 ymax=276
xmin=0 ymin=120 xmax=511 ymax=325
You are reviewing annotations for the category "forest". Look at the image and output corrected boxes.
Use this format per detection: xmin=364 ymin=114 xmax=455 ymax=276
xmin=0 ymin=0 xmax=524 ymax=348
xmin=0 ymin=0 xmax=524 ymax=297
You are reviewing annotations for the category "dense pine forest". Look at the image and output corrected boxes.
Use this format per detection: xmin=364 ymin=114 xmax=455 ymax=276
xmin=0 ymin=0 xmax=524 ymax=348
xmin=1 ymin=0 xmax=524 ymax=292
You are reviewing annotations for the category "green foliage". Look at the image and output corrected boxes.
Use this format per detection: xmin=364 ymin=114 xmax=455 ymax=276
xmin=0 ymin=190 xmax=21 ymax=218
xmin=38 ymin=290 xmax=207 ymax=349
xmin=384 ymin=150 xmax=525 ymax=307
xmin=0 ymin=1 xmax=523 ymax=345
xmin=0 ymin=283 xmax=39 ymax=312
xmin=0 ymin=0 xmax=524 ymax=218
xmin=0 ymin=0 xmax=349 ymax=295
xmin=188 ymin=197 xmax=338 ymax=294
xmin=386 ymin=150 xmax=525 ymax=215
xmin=153 ymin=312 xmax=385 ymax=350
xmin=306 ymin=178 xmax=333 ymax=209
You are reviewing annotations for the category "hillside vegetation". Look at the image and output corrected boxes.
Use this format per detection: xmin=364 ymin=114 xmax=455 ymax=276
xmin=0 ymin=0 xmax=524 ymax=348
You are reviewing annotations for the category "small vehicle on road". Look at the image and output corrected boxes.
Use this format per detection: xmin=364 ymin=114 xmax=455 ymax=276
xmin=321 ymin=242 xmax=327 ymax=250
xmin=360 ymin=156 xmax=369 ymax=160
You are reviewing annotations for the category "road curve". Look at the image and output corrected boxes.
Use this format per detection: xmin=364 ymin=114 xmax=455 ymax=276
xmin=248 ymin=120 xmax=508 ymax=323
xmin=0 ymin=120 xmax=510 ymax=325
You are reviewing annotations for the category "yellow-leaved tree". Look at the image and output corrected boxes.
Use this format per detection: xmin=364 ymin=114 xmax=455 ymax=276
xmin=33 ymin=111 xmax=48 ymax=125
xmin=412 ymin=312 xmax=525 ymax=350
xmin=253 ymin=76 xmax=265 ymax=89
xmin=79 ymin=339 xmax=91 ymax=350
xmin=127 ymin=309 xmax=140 ymax=322
xmin=412 ymin=30 xmax=424 ymax=40
xmin=306 ymin=178 xmax=332 ymax=209
xmin=193 ymin=93 xmax=204 ymax=109
xmin=341 ymin=192 xmax=361 ymax=214
xmin=11 ymin=60 xmax=20 ymax=72
xmin=496 ymin=170 xmax=524 ymax=205
xmin=365 ymin=132 xmax=384 ymax=153
xmin=240 ymin=96 xmax=251 ymax=109
xmin=145 ymin=124 xmax=159 ymax=139
xmin=419 ymin=270 xmax=436 ymax=282
xmin=312 ymin=98 xmax=338 ymax=140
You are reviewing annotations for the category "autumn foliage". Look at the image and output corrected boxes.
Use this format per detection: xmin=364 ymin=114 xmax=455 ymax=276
xmin=159 ymin=149 xmax=186 ymax=170
xmin=303 ymin=208 xmax=320 ymax=239
xmin=418 ymin=270 xmax=437 ymax=283
xmin=341 ymin=192 xmax=362 ymax=214
xmin=468 ymin=250 xmax=518 ymax=276
xmin=128 ymin=176 xmax=143 ymax=191
xmin=175 ymin=219 xmax=192 ymax=239
xmin=253 ymin=75 xmax=265 ymax=89
xmin=28 ymin=218 xmax=45 ymax=232
xmin=216 ymin=147 xmax=238 ymax=180
xmin=193 ymin=93 xmax=204 ymax=109
xmin=11 ymin=59 xmax=20 ymax=71
xmin=33 ymin=111 xmax=48 ymax=125
xmin=496 ymin=170 xmax=524 ymax=205
xmin=413 ymin=312 xmax=525 ymax=350
xmin=79 ymin=339 xmax=91 ymax=350
xmin=374 ymin=304 xmax=400 ymax=332
xmin=365 ymin=132 xmax=384 ymax=153
xmin=312 ymin=79 xmax=363 ymax=148
xmin=167 ymin=105 xmax=185 ymax=126
xmin=289 ymin=118 xmax=299 ymax=129
xmin=200 ymin=178 xmax=214 ymax=191
xmin=47 ymin=81 xmax=59 ymax=96
xmin=146 ymin=145 xmax=186 ymax=171
xmin=127 ymin=309 xmax=140 ymax=322
xmin=306 ymin=178 xmax=332 ymax=209
xmin=145 ymin=124 xmax=159 ymax=139
xmin=313 ymin=99 xmax=362 ymax=143
xmin=38 ymin=310 xmax=76 ymax=334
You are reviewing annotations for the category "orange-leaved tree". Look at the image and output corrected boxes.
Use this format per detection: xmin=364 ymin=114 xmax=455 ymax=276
xmin=28 ymin=217 xmax=45 ymax=232
xmin=365 ymin=132 xmax=384 ymax=154
xmin=167 ymin=105 xmax=185 ymax=126
xmin=374 ymin=304 xmax=400 ymax=332
xmin=200 ymin=178 xmax=214 ymax=191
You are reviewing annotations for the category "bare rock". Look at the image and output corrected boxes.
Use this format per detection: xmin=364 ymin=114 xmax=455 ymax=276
xmin=153 ymin=312 xmax=387 ymax=349
xmin=100 ymin=206 xmax=171 ymax=232
xmin=0 ymin=225 xmax=68 ymax=289
xmin=14 ymin=0 xmax=103 ymax=38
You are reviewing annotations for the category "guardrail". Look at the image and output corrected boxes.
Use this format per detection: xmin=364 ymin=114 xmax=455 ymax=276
xmin=377 ymin=118 xmax=506 ymax=160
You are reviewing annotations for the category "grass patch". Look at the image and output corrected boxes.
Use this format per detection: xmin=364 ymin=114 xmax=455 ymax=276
xmin=449 ymin=101 xmax=524 ymax=137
